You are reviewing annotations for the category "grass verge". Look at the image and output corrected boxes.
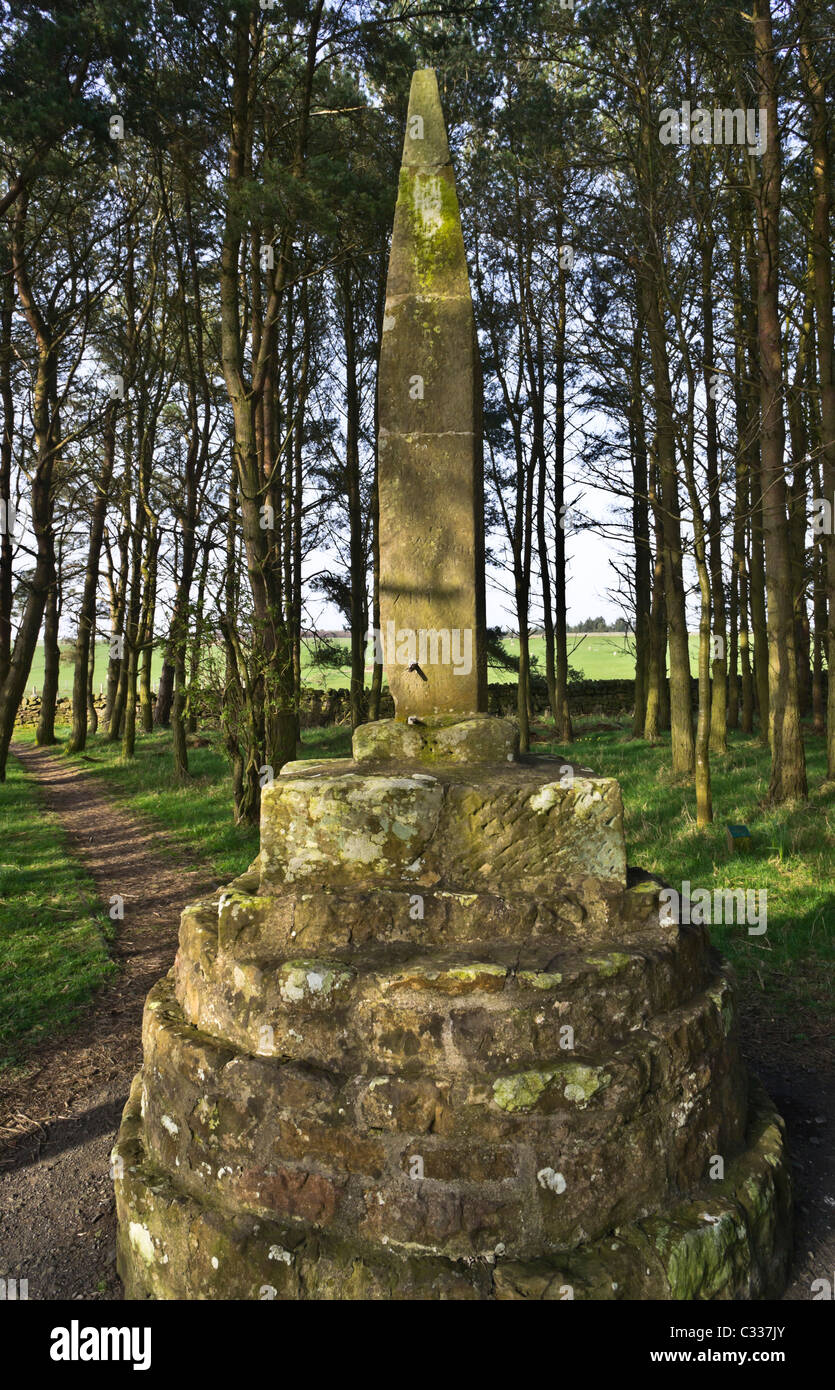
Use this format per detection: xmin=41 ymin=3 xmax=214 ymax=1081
xmin=534 ymin=719 xmax=835 ymax=1033
xmin=1 ymin=752 xmax=114 ymax=1070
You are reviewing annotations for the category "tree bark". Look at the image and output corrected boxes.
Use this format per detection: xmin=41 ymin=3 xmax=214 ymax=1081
xmin=0 ymin=237 xmax=14 ymax=687
xmin=0 ymin=195 xmax=59 ymax=780
xmin=752 ymin=0 xmax=807 ymax=800
xmin=800 ymin=10 xmax=835 ymax=776
xmin=701 ymin=233 xmax=727 ymax=755
xmin=35 ymin=575 xmax=59 ymax=746
xmin=68 ymin=401 xmax=116 ymax=752
xmin=630 ymin=317 xmax=652 ymax=738
xmin=340 ymin=267 xmax=367 ymax=732
xmin=638 ymin=261 xmax=694 ymax=773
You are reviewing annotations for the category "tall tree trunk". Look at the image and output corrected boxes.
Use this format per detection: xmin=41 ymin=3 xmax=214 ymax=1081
xmin=369 ymin=465 xmax=383 ymax=722
xmin=341 ymin=269 xmax=366 ymax=731
xmin=68 ymin=402 xmax=115 ymax=752
xmin=682 ymin=376 xmax=713 ymax=824
xmin=701 ymin=234 xmax=727 ymax=755
xmin=87 ymin=634 xmax=98 ymax=736
xmin=800 ymin=10 xmax=835 ymax=776
xmin=741 ymin=216 xmax=771 ymax=742
xmin=739 ymin=547 xmax=754 ymax=736
xmin=170 ymin=531 xmax=197 ymax=779
xmin=516 ymin=600 xmax=531 ymax=753
xmin=119 ymin=507 xmax=144 ymax=758
xmin=0 ymin=198 xmax=59 ymax=780
xmin=727 ymin=506 xmax=740 ymax=732
xmin=552 ymin=244 xmax=572 ymax=743
xmin=0 ymin=238 xmax=14 ymax=687
xmin=186 ymin=526 xmax=212 ymax=735
xmin=731 ymin=223 xmax=755 ymax=735
xmin=138 ymin=544 xmax=157 ymax=734
xmin=290 ymin=280 xmax=309 ymax=734
xmin=752 ymin=0 xmax=807 ymax=800
xmin=106 ymin=493 xmax=130 ymax=738
xmin=217 ymin=4 xmax=320 ymax=817
xmin=786 ymin=273 xmax=814 ymax=716
xmin=536 ymin=380 xmax=557 ymax=728
xmin=630 ymin=318 xmax=652 ymax=738
xmin=644 ymin=453 xmax=665 ymax=740
xmin=154 ymin=661 xmax=174 ymax=727
xmin=638 ymin=261 xmax=694 ymax=774
xmin=749 ymin=457 xmax=769 ymax=740
xmin=36 ymin=575 xmax=59 ymax=746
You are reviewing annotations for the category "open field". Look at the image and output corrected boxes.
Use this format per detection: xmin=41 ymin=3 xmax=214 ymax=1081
xmin=28 ymin=633 xmax=704 ymax=698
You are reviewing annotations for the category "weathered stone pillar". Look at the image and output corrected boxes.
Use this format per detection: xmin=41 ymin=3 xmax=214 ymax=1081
xmin=377 ymin=69 xmax=487 ymax=718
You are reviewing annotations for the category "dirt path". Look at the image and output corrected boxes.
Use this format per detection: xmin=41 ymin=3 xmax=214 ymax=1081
xmin=0 ymin=744 xmax=832 ymax=1303
xmin=0 ymin=744 xmax=219 ymax=1300
xmin=738 ymin=1003 xmax=835 ymax=1301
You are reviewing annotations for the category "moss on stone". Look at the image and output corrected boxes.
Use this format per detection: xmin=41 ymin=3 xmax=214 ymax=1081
xmin=585 ymin=952 xmax=631 ymax=977
xmin=492 ymin=1069 xmax=556 ymax=1113
xmin=560 ymin=1063 xmax=612 ymax=1106
xmin=396 ymin=165 xmax=467 ymax=297
xmin=517 ymin=970 xmax=563 ymax=989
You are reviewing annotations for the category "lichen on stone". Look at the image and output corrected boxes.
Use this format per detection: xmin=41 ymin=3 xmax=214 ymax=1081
xmin=278 ymin=958 xmax=355 ymax=1004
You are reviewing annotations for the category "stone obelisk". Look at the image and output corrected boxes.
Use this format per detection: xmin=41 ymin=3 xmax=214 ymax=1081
xmin=113 ymin=71 xmax=790 ymax=1303
xmin=377 ymin=68 xmax=487 ymax=718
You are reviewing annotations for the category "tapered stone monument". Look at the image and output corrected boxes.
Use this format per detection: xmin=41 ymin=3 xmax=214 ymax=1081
xmin=377 ymin=67 xmax=487 ymax=718
xmin=114 ymin=70 xmax=790 ymax=1300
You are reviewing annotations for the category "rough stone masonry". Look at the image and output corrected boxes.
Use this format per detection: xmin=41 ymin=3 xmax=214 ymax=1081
xmin=114 ymin=69 xmax=791 ymax=1300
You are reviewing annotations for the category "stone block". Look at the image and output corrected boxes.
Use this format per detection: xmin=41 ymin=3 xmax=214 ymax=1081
xmin=259 ymin=759 xmax=627 ymax=900
xmin=352 ymin=714 xmax=519 ymax=765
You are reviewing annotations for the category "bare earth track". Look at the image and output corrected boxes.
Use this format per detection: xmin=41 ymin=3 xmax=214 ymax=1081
xmin=0 ymin=744 xmax=218 ymax=1300
xmin=0 ymin=743 xmax=831 ymax=1302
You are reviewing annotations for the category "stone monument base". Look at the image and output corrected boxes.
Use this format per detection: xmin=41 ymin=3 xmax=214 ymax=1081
xmin=115 ymin=1059 xmax=787 ymax=1300
xmin=114 ymin=718 xmax=791 ymax=1299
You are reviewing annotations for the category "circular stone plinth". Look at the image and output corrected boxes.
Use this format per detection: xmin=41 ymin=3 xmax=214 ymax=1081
xmin=114 ymin=1075 xmax=789 ymax=1300
xmin=114 ymin=757 xmax=791 ymax=1301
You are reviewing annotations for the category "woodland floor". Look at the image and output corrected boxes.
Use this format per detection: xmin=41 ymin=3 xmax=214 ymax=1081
xmin=0 ymin=740 xmax=832 ymax=1301
xmin=0 ymin=743 xmax=218 ymax=1300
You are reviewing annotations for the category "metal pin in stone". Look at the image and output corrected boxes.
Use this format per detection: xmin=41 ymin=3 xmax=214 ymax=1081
xmin=408 ymin=663 xmax=428 ymax=682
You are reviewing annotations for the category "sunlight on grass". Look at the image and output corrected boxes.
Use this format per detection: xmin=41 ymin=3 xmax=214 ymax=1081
xmin=535 ymin=722 xmax=834 ymax=1024
xmin=0 ymin=755 xmax=114 ymax=1069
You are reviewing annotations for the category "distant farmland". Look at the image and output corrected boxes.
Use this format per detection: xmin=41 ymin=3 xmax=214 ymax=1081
xmin=27 ymin=634 xmax=702 ymax=698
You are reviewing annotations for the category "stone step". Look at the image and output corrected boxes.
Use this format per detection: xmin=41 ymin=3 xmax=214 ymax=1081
xmin=200 ymin=873 xmax=666 ymax=959
xmin=136 ymin=972 xmax=746 ymax=1258
xmin=258 ymin=760 xmax=627 ymax=908
xmin=113 ymin=1071 xmax=790 ymax=1299
xmin=175 ymin=906 xmax=719 ymax=1070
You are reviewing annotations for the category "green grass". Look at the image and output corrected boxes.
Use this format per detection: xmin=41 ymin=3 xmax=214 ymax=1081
xmin=298 ymin=633 xmax=656 ymax=686
xmin=299 ymin=633 xmax=702 ymax=685
xmin=11 ymin=724 xmax=353 ymax=882
xmin=532 ymin=719 xmax=835 ymax=1027
xmin=25 ymin=633 xmax=708 ymax=699
xmin=0 ymin=753 xmax=115 ymax=1069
